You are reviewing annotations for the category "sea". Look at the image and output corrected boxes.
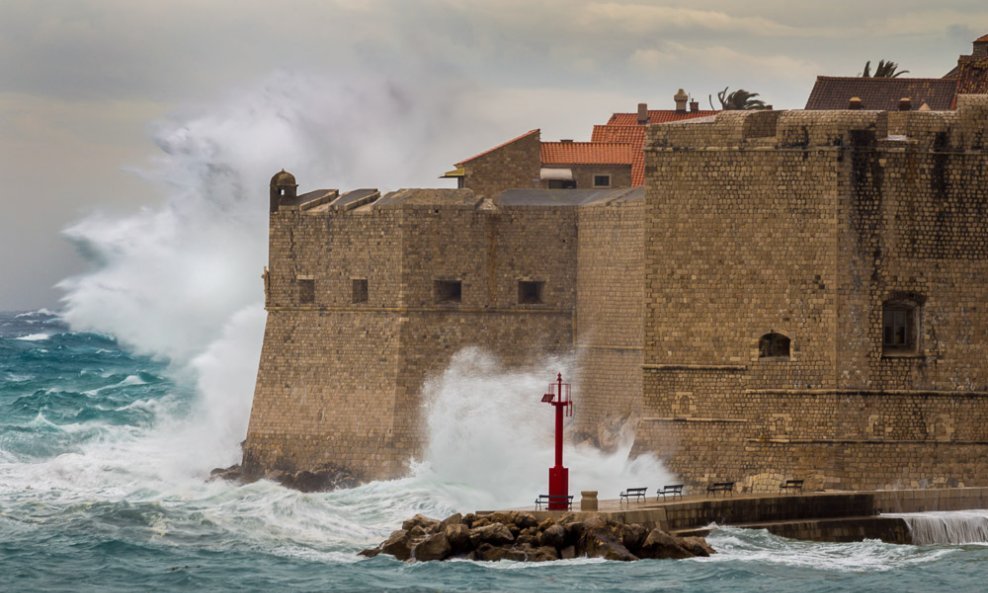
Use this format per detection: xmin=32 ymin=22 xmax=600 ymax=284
xmin=3 ymin=309 xmax=988 ymax=593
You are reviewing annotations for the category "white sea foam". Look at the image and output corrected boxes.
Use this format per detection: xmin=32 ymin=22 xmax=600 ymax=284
xmin=411 ymin=348 xmax=673 ymax=511
xmin=886 ymin=510 xmax=988 ymax=545
xmin=706 ymin=526 xmax=953 ymax=571
xmin=16 ymin=333 xmax=51 ymax=342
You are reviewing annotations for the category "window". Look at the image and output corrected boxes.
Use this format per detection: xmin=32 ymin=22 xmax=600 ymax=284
xmin=548 ymin=179 xmax=576 ymax=189
xmin=434 ymin=279 xmax=462 ymax=304
xmin=883 ymin=295 xmax=923 ymax=355
xmin=518 ymin=280 xmax=545 ymax=304
xmin=298 ymin=278 xmax=315 ymax=304
xmin=352 ymin=278 xmax=368 ymax=304
xmin=758 ymin=332 xmax=790 ymax=359
xmin=592 ymin=174 xmax=611 ymax=188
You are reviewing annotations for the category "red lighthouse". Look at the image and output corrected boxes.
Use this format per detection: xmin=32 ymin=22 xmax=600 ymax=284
xmin=541 ymin=373 xmax=573 ymax=510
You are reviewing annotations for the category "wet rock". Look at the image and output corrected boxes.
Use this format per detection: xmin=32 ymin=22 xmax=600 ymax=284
xmin=559 ymin=545 xmax=576 ymax=560
xmin=413 ymin=532 xmax=452 ymax=562
xmin=440 ymin=513 xmax=463 ymax=528
xmin=639 ymin=529 xmax=693 ymax=560
xmin=528 ymin=545 xmax=559 ymax=562
xmin=680 ymin=536 xmax=715 ymax=557
xmin=402 ymin=514 xmax=440 ymax=533
xmin=621 ymin=523 xmax=648 ymax=552
xmin=580 ymin=528 xmax=638 ymax=561
xmin=379 ymin=529 xmax=413 ymax=561
xmin=444 ymin=524 xmax=472 ymax=555
xmin=469 ymin=523 xmax=515 ymax=547
xmin=539 ymin=524 xmax=567 ymax=548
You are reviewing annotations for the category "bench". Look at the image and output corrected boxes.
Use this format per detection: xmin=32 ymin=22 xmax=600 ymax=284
xmin=534 ymin=494 xmax=573 ymax=510
xmin=706 ymin=481 xmax=735 ymax=496
xmin=657 ymin=484 xmax=684 ymax=500
xmin=619 ymin=487 xmax=648 ymax=504
xmin=779 ymin=479 xmax=804 ymax=494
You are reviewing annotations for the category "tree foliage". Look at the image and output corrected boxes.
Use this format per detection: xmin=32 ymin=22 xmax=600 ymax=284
xmin=860 ymin=60 xmax=909 ymax=78
xmin=711 ymin=87 xmax=767 ymax=110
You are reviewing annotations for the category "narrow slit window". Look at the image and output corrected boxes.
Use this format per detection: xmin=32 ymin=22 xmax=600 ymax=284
xmin=518 ymin=280 xmax=545 ymax=304
xmin=298 ymin=278 xmax=315 ymax=304
xmin=352 ymin=278 xmax=368 ymax=304
xmin=883 ymin=296 xmax=922 ymax=355
xmin=434 ymin=279 xmax=462 ymax=304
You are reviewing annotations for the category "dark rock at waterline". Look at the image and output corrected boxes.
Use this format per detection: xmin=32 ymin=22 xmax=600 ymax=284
xmin=359 ymin=511 xmax=713 ymax=563
xmin=208 ymin=463 xmax=358 ymax=492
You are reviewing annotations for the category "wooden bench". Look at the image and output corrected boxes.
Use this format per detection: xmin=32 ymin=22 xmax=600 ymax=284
xmin=657 ymin=484 xmax=684 ymax=500
xmin=534 ymin=494 xmax=573 ymax=510
xmin=706 ymin=481 xmax=735 ymax=496
xmin=779 ymin=479 xmax=804 ymax=494
xmin=619 ymin=487 xmax=648 ymax=504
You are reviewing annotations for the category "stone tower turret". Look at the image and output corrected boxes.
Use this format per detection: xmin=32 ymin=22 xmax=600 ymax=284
xmin=270 ymin=169 xmax=298 ymax=213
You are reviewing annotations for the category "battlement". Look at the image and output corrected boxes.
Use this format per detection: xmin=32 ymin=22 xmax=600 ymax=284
xmin=647 ymin=95 xmax=988 ymax=152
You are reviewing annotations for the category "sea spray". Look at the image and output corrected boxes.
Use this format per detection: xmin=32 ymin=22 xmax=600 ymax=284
xmin=414 ymin=348 xmax=673 ymax=510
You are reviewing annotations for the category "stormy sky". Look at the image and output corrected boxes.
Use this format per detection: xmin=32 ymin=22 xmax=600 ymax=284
xmin=2 ymin=0 xmax=987 ymax=311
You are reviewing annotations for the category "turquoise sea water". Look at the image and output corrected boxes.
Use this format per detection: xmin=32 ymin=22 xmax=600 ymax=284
xmin=2 ymin=309 xmax=988 ymax=593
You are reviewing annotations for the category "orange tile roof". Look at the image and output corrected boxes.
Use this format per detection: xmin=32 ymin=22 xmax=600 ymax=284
xmin=591 ymin=125 xmax=648 ymax=186
xmin=977 ymin=34 xmax=988 ymax=43
xmin=455 ymin=129 xmax=539 ymax=166
xmin=607 ymin=110 xmax=718 ymax=126
xmin=540 ymin=142 xmax=634 ymax=166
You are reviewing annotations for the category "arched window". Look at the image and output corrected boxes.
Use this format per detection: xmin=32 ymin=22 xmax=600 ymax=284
xmin=883 ymin=293 xmax=924 ymax=355
xmin=759 ymin=332 xmax=791 ymax=359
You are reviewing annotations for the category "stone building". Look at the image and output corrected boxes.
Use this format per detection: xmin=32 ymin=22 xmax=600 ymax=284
xmin=441 ymin=92 xmax=715 ymax=195
xmin=636 ymin=95 xmax=988 ymax=491
xmin=244 ymin=91 xmax=988 ymax=492
xmin=806 ymin=34 xmax=988 ymax=111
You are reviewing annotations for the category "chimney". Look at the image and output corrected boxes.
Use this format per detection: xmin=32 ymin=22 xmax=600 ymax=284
xmin=974 ymin=34 xmax=988 ymax=57
xmin=689 ymin=99 xmax=699 ymax=112
xmin=848 ymin=97 xmax=864 ymax=110
xmin=637 ymin=102 xmax=648 ymax=125
xmin=898 ymin=97 xmax=912 ymax=111
xmin=674 ymin=89 xmax=688 ymax=113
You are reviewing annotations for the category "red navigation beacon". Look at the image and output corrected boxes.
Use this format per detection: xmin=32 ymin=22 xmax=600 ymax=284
xmin=542 ymin=373 xmax=573 ymax=510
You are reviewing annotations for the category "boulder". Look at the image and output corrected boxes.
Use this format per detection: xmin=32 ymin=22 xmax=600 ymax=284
xmin=379 ymin=529 xmax=413 ymax=561
xmin=639 ymin=529 xmax=693 ymax=560
xmin=680 ymin=536 xmax=715 ymax=557
xmin=580 ymin=528 xmax=638 ymax=561
xmin=539 ymin=524 xmax=567 ymax=548
xmin=402 ymin=514 xmax=440 ymax=533
xmin=413 ymin=532 xmax=452 ymax=562
xmin=475 ymin=543 xmax=529 ymax=562
xmin=440 ymin=513 xmax=463 ymax=528
xmin=469 ymin=523 xmax=515 ymax=547
xmin=620 ymin=523 xmax=648 ymax=552
xmin=444 ymin=523 xmax=472 ymax=555
xmin=528 ymin=546 xmax=559 ymax=562
xmin=515 ymin=513 xmax=539 ymax=529
xmin=559 ymin=545 xmax=576 ymax=560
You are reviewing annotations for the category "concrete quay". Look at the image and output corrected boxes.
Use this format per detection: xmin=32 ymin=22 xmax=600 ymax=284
xmin=505 ymin=487 xmax=988 ymax=545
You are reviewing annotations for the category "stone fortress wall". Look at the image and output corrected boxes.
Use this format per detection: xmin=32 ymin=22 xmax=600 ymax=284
xmin=636 ymin=96 xmax=988 ymax=491
xmin=244 ymin=95 xmax=988 ymax=492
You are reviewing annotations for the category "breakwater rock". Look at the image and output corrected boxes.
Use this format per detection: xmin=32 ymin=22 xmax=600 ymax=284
xmin=209 ymin=463 xmax=358 ymax=492
xmin=360 ymin=511 xmax=714 ymax=562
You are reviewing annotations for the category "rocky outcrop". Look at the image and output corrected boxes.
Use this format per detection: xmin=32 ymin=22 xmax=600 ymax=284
xmin=209 ymin=462 xmax=358 ymax=492
xmin=359 ymin=511 xmax=714 ymax=562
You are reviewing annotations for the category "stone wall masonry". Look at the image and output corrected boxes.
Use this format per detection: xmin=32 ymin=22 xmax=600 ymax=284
xmin=574 ymin=200 xmax=644 ymax=441
xmin=638 ymin=100 xmax=988 ymax=492
xmin=462 ymin=131 xmax=542 ymax=199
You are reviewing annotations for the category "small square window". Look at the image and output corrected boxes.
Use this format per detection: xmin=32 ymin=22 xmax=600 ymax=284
xmin=352 ymin=278 xmax=368 ymax=304
xmin=592 ymin=174 xmax=611 ymax=188
xmin=298 ymin=278 xmax=315 ymax=304
xmin=518 ymin=280 xmax=545 ymax=304
xmin=434 ymin=279 xmax=462 ymax=304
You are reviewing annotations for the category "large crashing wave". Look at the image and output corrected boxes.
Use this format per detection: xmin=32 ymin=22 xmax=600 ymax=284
xmin=56 ymin=72 xmax=471 ymax=472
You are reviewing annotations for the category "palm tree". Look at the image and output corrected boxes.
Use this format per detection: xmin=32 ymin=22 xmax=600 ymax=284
xmin=860 ymin=59 xmax=909 ymax=78
xmin=710 ymin=87 xmax=767 ymax=110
